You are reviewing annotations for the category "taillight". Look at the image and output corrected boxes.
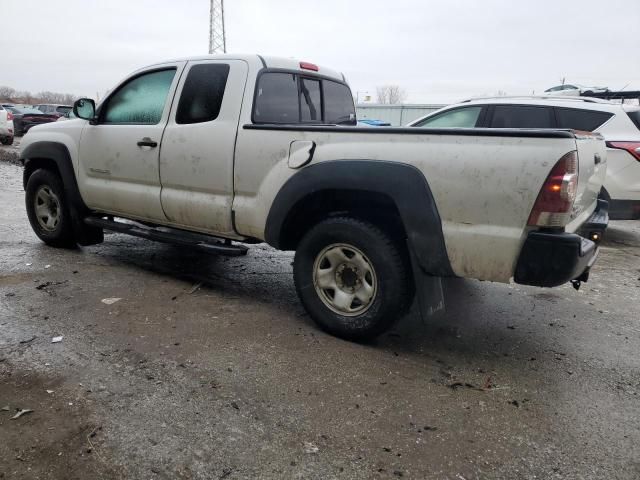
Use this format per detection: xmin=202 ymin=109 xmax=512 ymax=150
xmin=528 ymin=151 xmax=579 ymax=227
xmin=7 ymin=112 xmax=14 ymax=121
xmin=606 ymin=141 xmax=640 ymax=162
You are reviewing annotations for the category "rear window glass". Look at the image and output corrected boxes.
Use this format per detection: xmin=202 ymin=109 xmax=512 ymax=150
xmin=56 ymin=106 xmax=72 ymax=114
xmin=556 ymin=108 xmax=613 ymax=131
xmin=299 ymin=77 xmax=321 ymax=122
xmin=490 ymin=105 xmax=553 ymax=128
xmin=176 ymin=63 xmax=229 ymax=124
xmin=626 ymin=110 xmax=640 ymax=131
xmin=253 ymin=72 xmax=355 ymax=125
xmin=324 ymin=81 xmax=355 ymax=125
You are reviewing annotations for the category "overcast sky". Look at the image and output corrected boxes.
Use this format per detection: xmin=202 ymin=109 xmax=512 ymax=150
xmin=1 ymin=0 xmax=638 ymax=104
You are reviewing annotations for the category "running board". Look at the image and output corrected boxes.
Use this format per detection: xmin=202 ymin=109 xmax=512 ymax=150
xmin=84 ymin=216 xmax=248 ymax=256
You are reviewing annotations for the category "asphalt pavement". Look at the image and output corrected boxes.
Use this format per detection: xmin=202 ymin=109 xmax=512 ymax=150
xmin=1 ymin=151 xmax=639 ymax=479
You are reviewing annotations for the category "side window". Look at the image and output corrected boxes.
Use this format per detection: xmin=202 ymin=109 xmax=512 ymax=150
xmin=253 ymin=73 xmax=299 ymax=124
xmin=490 ymin=105 xmax=553 ymax=128
xmin=415 ymin=106 xmax=482 ymax=128
xmin=103 ymin=69 xmax=176 ymax=124
xmin=176 ymin=63 xmax=230 ymax=124
xmin=299 ymin=77 xmax=321 ymax=122
xmin=556 ymin=108 xmax=613 ymax=132
xmin=324 ymin=80 xmax=356 ymax=125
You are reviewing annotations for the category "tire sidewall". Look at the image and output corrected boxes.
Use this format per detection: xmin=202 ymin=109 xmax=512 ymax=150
xmin=294 ymin=218 xmax=408 ymax=340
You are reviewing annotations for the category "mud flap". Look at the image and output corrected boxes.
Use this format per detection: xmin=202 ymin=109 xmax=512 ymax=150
xmin=408 ymin=243 xmax=445 ymax=323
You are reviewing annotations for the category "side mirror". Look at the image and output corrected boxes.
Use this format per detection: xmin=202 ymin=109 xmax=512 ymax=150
xmin=73 ymin=98 xmax=96 ymax=122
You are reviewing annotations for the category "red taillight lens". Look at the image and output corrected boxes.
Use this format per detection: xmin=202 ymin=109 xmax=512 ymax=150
xmin=606 ymin=141 xmax=640 ymax=162
xmin=7 ymin=112 xmax=14 ymax=121
xmin=527 ymin=151 xmax=579 ymax=227
xmin=299 ymin=61 xmax=319 ymax=71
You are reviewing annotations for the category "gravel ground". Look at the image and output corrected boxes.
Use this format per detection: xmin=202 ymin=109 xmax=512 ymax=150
xmin=1 ymin=153 xmax=639 ymax=479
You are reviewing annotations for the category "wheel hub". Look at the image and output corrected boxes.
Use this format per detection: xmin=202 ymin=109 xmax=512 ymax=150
xmin=34 ymin=185 xmax=61 ymax=232
xmin=313 ymin=243 xmax=377 ymax=316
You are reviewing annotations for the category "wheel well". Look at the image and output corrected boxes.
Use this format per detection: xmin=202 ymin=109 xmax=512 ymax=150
xmin=279 ymin=189 xmax=408 ymax=250
xmin=23 ymin=158 xmax=61 ymax=190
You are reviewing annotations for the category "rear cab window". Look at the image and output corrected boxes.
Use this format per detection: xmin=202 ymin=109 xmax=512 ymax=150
xmin=253 ymin=71 xmax=355 ymax=125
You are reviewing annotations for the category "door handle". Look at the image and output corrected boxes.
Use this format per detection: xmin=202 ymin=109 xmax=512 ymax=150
xmin=137 ymin=137 xmax=158 ymax=148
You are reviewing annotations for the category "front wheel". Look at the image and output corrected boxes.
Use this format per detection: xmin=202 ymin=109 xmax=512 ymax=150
xmin=293 ymin=216 xmax=412 ymax=341
xmin=25 ymin=169 xmax=76 ymax=248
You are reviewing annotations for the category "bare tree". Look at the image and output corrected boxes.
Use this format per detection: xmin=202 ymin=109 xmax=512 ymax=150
xmin=376 ymin=85 xmax=407 ymax=104
xmin=0 ymin=86 xmax=16 ymax=101
xmin=0 ymin=85 xmax=81 ymax=105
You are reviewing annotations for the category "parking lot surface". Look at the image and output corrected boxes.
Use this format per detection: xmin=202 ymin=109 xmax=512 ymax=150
xmin=1 ymin=154 xmax=639 ymax=479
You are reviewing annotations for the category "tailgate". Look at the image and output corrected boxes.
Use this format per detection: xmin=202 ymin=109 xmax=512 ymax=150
xmin=566 ymin=132 xmax=607 ymax=233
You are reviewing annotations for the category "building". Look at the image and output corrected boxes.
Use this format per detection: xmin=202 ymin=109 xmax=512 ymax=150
xmin=356 ymin=104 xmax=445 ymax=126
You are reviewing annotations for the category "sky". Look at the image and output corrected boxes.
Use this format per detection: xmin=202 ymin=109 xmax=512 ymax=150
xmin=1 ymin=0 xmax=639 ymax=104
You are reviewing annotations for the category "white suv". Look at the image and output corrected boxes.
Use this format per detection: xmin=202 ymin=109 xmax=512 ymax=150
xmin=410 ymin=96 xmax=640 ymax=220
xmin=0 ymin=105 xmax=15 ymax=145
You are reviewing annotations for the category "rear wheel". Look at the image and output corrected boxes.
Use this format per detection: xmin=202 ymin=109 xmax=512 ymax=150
xmin=0 ymin=136 xmax=13 ymax=145
xmin=293 ymin=216 xmax=412 ymax=341
xmin=25 ymin=169 xmax=76 ymax=247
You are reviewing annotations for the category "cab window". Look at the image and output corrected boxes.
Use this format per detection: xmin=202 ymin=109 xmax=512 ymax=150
xmin=414 ymin=106 xmax=482 ymax=128
xmin=176 ymin=63 xmax=230 ymax=124
xmin=102 ymin=68 xmax=176 ymax=124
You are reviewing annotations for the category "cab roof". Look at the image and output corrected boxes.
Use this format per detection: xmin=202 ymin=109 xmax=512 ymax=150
xmin=142 ymin=54 xmax=346 ymax=83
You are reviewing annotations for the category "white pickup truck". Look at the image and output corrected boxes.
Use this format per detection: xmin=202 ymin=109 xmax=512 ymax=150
xmin=19 ymin=54 xmax=609 ymax=340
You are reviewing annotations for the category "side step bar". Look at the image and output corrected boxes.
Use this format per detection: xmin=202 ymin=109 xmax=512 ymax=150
xmin=84 ymin=216 xmax=248 ymax=256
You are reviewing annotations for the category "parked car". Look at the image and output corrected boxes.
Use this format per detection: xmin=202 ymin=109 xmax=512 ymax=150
xmin=56 ymin=110 xmax=77 ymax=121
xmin=544 ymin=84 xmax=609 ymax=96
xmin=33 ymin=104 xmax=73 ymax=117
xmin=410 ymin=96 xmax=640 ymax=220
xmin=19 ymin=55 xmax=607 ymax=340
xmin=0 ymin=105 xmax=15 ymax=145
xmin=357 ymin=119 xmax=391 ymax=126
xmin=5 ymin=106 xmax=59 ymax=136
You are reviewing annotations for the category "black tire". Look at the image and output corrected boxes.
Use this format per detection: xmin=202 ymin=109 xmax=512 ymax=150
xmin=14 ymin=126 xmax=23 ymax=137
xmin=0 ymin=136 xmax=13 ymax=145
xmin=25 ymin=168 xmax=76 ymax=248
xmin=293 ymin=216 xmax=412 ymax=341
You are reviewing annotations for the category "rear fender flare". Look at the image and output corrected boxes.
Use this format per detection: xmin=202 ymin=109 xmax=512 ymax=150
xmin=265 ymin=160 xmax=454 ymax=277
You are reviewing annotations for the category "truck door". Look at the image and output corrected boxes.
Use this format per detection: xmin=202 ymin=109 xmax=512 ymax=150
xmin=77 ymin=64 xmax=183 ymax=221
xmin=159 ymin=59 xmax=248 ymax=236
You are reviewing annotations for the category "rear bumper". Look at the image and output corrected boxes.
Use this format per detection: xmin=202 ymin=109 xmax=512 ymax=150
xmin=514 ymin=201 xmax=608 ymax=287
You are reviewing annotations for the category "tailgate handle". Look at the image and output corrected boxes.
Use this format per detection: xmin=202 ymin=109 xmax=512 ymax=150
xmin=594 ymin=153 xmax=602 ymax=165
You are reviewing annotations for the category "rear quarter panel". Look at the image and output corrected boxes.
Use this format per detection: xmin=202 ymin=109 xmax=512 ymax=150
xmin=234 ymin=127 xmax=580 ymax=282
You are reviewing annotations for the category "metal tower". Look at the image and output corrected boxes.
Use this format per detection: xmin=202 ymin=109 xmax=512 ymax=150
xmin=209 ymin=0 xmax=226 ymax=54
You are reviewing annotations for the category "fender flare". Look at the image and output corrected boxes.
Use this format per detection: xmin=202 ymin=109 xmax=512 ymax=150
xmin=265 ymin=160 xmax=454 ymax=277
xmin=21 ymin=141 xmax=88 ymax=212
xmin=21 ymin=141 xmax=102 ymax=245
